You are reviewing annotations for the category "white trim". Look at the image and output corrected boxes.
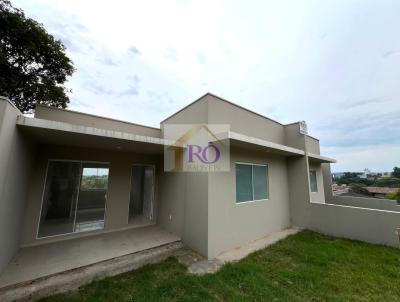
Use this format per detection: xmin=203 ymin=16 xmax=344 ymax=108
xmin=228 ymin=132 xmax=305 ymax=156
xmin=236 ymin=161 xmax=268 ymax=167
xmin=36 ymin=159 xmax=111 ymax=240
xmin=16 ymin=116 xmax=175 ymax=146
xmin=307 ymin=152 xmax=336 ymax=163
xmin=35 ymin=104 xmax=161 ymax=131
xmin=236 ymin=199 xmax=268 ymax=205
xmin=235 ymin=162 xmax=269 ymax=204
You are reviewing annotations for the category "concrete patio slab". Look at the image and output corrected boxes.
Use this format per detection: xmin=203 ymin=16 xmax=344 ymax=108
xmin=0 ymin=241 xmax=183 ymax=302
xmin=0 ymin=225 xmax=180 ymax=289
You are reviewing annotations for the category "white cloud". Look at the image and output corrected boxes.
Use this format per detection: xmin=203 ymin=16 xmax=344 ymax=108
xmin=13 ymin=0 xmax=400 ymax=171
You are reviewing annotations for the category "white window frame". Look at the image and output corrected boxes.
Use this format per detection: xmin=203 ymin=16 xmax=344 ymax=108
xmin=235 ymin=162 xmax=269 ymax=204
xmin=309 ymin=169 xmax=318 ymax=193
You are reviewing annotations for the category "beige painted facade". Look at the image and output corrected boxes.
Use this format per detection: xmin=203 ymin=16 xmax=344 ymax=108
xmin=208 ymin=147 xmax=291 ymax=258
xmin=4 ymin=92 xmax=398 ymax=277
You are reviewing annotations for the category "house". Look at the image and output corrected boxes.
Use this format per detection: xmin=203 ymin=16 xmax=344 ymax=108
xmin=360 ymin=168 xmax=372 ymax=179
xmin=381 ymin=172 xmax=393 ymax=178
xmin=365 ymin=187 xmax=398 ymax=199
xmin=3 ymin=92 xmax=399 ymax=291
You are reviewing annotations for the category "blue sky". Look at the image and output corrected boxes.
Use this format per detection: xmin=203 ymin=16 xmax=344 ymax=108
xmin=14 ymin=0 xmax=400 ymax=172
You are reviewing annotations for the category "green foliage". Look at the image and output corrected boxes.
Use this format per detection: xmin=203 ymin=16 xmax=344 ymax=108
xmin=343 ymin=172 xmax=361 ymax=178
xmin=386 ymin=189 xmax=400 ymax=201
xmin=349 ymin=183 xmax=371 ymax=196
xmin=374 ymin=177 xmax=400 ymax=188
xmin=40 ymin=231 xmax=400 ymax=302
xmin=0 ymin=0 xmax=74 ymax=113
xmin=393 ymin=167 xmax=400 ymax=178
xmin=80 ymin=175 xmax=108 ymax=190
xmin=336 ymin=173 xmax=374 ymax=186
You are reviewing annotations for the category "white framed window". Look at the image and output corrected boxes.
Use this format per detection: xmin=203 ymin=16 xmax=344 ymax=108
xmin=309 ymin=169 xmax=318 ymax=192
xmin=235 ymin=163 xmax=268 ymax=203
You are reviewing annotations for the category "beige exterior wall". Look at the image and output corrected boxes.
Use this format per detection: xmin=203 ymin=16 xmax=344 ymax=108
xmin=157 ymin=171 xmax=185 ymax=237
xmin=182 ymin=173 xmax=209 ymax=256
xmin=157 ymin=171 xmax=209 ymax=257
xmin=330 ymin=196 xmax=400 ymax=212
xmin=35 ymin=105 xmax=161 ymax=138
xmin=160 ymin=94 xmax=325 ymax=258
xmin=0 ymin=99 xmax=35 ymax=271
xmin=287 ymin=156 xmax=311 ymax=228
xmin=284 ymin=123 xmax=306 ymax=150
xmin=161 ymin=96 xmax=209 ymax=126
xmin=207 ymin=147 xmax=291 ymax=258
xmin=21 ymin=144 xmax=162 ymax=246
xmin=206 ymin=95 xmax=286 ymax=145
xmin=309 ymin=203 xmax=400 ymax=248
xmin=305 ymin=135 xmax=320 ymax=155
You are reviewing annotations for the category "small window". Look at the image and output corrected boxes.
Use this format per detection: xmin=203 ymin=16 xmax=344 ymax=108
xmin=309 ymin=169 xmax=318 ymax=192
xmin=236 ymin=163 xmax=268 ymax=203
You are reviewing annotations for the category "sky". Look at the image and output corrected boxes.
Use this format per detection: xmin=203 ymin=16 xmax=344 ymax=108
xmin=13 ymin=0 xmax=400 ymax=172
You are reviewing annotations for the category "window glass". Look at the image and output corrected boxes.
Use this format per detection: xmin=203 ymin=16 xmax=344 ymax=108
xmin=253 ymin=165 xmax=268 ymax=200
xmin=236 ymin=164 xmax=253 ymax=202
xmin=80 ymin=166 xmax=109 ymax=190
xmin=236 ymin=163 xmax=268 ymax=203
xmin=310 ymin=169 xmax=318 ymax=192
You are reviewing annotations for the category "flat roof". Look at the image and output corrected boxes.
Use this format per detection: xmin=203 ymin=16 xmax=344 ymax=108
xmin=16 ymin=116 xmax=175 ymax=154
xmin=36 ymin=104 xmax=161 ymax=131
xmin=308 ymin=153 xmax=336 ymax=163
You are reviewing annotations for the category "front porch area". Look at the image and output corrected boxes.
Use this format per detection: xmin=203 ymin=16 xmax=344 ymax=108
xmin=0 ymin=225 xmax=180 ymax=289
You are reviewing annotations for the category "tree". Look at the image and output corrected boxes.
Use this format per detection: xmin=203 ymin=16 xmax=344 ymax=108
xmin=386 ymin=189 xmax=400 ymax=202
xmin=374 ymin=177 xmax=400 ymax=188
xmin=349 ymin=183 xmax=371 ymax=196
xmin=0 ymin=0 xmax=74 ymax=113
xmin=393 ymin=167 xmax=400 ymax=178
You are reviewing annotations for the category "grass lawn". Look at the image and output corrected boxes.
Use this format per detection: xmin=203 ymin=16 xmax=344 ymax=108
xmin=41 ymin=231 xmax=400 ymax=301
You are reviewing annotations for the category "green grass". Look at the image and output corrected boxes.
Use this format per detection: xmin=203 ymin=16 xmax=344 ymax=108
xmin=40 ymin=231 xmax=400 ymax=302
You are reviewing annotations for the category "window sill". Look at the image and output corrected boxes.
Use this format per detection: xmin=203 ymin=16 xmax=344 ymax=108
xmin=236 ymin=198 xmax=268 ymax=205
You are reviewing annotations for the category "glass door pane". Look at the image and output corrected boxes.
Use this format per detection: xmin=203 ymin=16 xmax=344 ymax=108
xmin=129 ymin=165 xmax=154 ymax=225
xmin=74 ymin=163 xmax=109 ymax=233
xmin=38 ymin=161 xmax=81 ymax=238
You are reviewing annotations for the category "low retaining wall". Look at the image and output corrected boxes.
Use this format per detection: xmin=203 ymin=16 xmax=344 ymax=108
xmin=329 ymin=196 xmax=400 ymax=212
xmin=309 ymin=202 xmax=400 ymax=248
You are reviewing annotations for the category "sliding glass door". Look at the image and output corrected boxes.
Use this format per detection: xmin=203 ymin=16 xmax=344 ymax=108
xmin=38 ymin=161 xmax=109 ymax=238
xmin=74 ymin=163 xmax=109 ymax=233
xmin=129 ymin=165 xmax=154 ymax=225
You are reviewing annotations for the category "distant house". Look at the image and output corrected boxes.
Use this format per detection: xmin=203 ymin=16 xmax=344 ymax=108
xmin=332 ymin=172 xmax=344 ymax=179
xmin=360 ymin=168 xmax=371 ymax=179
xmin=364 ymin=187 xmax=398 ymax=199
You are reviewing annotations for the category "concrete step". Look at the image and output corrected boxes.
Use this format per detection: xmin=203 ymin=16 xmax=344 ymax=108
xmin=0 ymin=241 xmax=183 ymax=302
